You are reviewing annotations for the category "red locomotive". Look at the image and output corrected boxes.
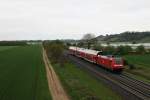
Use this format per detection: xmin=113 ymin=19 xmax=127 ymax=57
xmin=69 ymin=46 xmax=124 ymax=72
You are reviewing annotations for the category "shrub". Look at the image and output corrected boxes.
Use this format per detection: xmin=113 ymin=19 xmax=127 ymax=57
xmin=116 ymin=45 xmax=132 ymax=55
xmin=103 ymin=46 xmax=115 ymax=55
xmin=93 ymin=44 xmax=103 ymax=51
xmin=136 ymin=45 xmax=145 ymax=54
xmin=77 ymin=42 xmax=84 ymax=47
xmin=43 ymin=40 xmax=65 ymax=63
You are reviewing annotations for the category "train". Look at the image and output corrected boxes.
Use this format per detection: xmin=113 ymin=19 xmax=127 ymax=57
xmin=69 ymin=46 xmax=124 ymax=72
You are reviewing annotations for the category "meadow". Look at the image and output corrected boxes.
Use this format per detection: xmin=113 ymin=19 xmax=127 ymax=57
xmin=0 ymin=45 xmax=51 ymax=100
xmin=124 ymin=54 xmax=150 ymax=82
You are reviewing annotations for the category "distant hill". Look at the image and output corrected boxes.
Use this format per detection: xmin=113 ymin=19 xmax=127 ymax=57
xmin=95 ymin=32 xmax=150 ymax=43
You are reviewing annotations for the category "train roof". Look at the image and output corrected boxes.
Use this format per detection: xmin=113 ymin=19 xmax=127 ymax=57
xmin=69 ymin=46 xmax=102 ymax=55
xmin=84 ymin=49 xmax=101 ymax=55
xmin=76 ymin=47 xmax=86 ymax=52
xmin=77 ymin=47 xmax=102 ymax=55
xmin=69 ymin=46 xmax=76 ymax=50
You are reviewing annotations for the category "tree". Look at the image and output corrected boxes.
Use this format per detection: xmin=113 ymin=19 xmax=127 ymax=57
xmin=43 ymin=40 xmax=65 ymax=63
xmin=93 ymin=44 xmax=103 ymax=51
xmin=66 ymin=42 xmax=71 ymax=47
xmin=77 ymin=42 xmax=84 ymax=47
xmin=136 ymin=45 xmax=145 ymax=54
xmin=0 ymin=41 xmax=27 ymax=46
xmin=116 ymin=45 xmax=132 ymax=55
xmin=103 ymin=46 xmax=115 ymax=55
xmin=123 ymin=45 xmax=132 ymax=54
xmin=132 ymin=41 xmax=136 ymax=44
xmin=148 ymin=49 xmax=150 ymax=54
xmin=82 ymin=33 xmax=95 ymax=40
xmin=82 ymin=33 xmax=95 ymax=49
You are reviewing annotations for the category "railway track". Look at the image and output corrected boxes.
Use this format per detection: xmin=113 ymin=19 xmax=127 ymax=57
xmin=65 ymin=52 xmax=150 ymax=100
xmin=122 ymin=73 xmax=150 ymax=88
xmin=111 ymin=74 xmax=150 ymax=100
xmin=120 ymin=74 xmax=150 ymax=94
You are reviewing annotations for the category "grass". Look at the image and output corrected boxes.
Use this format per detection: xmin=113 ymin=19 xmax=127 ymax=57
xmin=52 ymin=62 xmax=122 ymax=100
xmin=0 ymin=45 xmax=51 ymax=100
xmin=124 ymin=54 xmax=150 ymax=68
xmin=124 ymin=54 xmax=150 ymax=82
xmin=0 ymin=46 xmax=17 ymax=52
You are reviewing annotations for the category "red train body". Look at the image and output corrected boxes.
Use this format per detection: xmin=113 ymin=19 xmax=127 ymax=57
xmin=69 ymin=46 xmax=124 ymax=71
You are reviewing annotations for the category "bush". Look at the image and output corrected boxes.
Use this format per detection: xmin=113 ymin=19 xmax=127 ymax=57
xmin=136 ymin=45 xmax=145 ymax=54
xmin=123 ymin=59 xmax=128 ymax=66
xmin=77 ymin=42 xmax=84 ymax=47
xmin=66 ymin=42 xmax=71 ymax=47
xmin=93 ymin=44 xmax=103 ymax=51
xmin=103 ymin=46 xmax=115 ymax=55
xmin=128 ymin=64 xmax=135 ymax=69
xmin=148 ymin=49 xmax=150 ymax=54
xmin=116 ymin=45 xmax=132 ymax=55
xmin=93 ymin=45 xmax=132 ymax=55
xmin=43 ymin=40 xmax=65 ymax=63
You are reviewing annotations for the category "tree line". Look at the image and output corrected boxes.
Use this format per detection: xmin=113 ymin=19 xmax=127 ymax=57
xmin=97 ymin=31 xmax=150 ymax=43
xmin=93 ymin=44 xmax=149 ymax=55
xmin=0 ymin=41 xmax=27 ymax=46
xmin=67 ymin=42 xmax=149 ymax=55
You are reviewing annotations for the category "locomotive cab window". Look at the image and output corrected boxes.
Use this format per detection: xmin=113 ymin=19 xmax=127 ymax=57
xmin=97 ymin=51 xmax=103 ymax=56
xmin=114 ymin=57 xmax=122 ymax=64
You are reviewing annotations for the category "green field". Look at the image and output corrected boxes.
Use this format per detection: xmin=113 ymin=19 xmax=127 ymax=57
xmin=0 ymin=46 xmax=17 ymax=52
xmin=124 ymin=54 xmax=150 ymax=82
xmin=53 ymin=62 xmax=121 ymax=100
xmin=0 ymin=45 xmax=51 ymax=100
xmin=124 ymin=54 xmax=150 ymax=68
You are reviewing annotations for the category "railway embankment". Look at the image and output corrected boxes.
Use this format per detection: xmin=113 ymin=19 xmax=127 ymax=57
xmin=66 ymin=51 xmax=150 ymax=100
xmin=49 ymin=54 xmax=122 ymax=100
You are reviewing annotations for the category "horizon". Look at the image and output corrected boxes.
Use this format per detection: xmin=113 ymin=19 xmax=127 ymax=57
xmin=0 ymin=0 xmax=150 ymax=40
xmin=0 ymin=31 xmax=149 ymax=41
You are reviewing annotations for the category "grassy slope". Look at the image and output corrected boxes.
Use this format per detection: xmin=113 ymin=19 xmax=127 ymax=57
xmin=124 ymin=54 xmax=150 ymax=82
xmin=53 ymin=62 xmax=121 ymax=100
xmin=0 ymin=45 xmax=51 ymax=100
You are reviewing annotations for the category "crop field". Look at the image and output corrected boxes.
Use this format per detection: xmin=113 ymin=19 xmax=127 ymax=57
xmin=124 ymin=54 xmax=150 ymax=82
xmin=0 ymin=45 xmax=51 ymax=100
xmin=0 ymin=46 xmax=17 ymax=51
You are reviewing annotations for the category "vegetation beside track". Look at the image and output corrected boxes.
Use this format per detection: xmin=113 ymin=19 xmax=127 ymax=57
xmin=43 ymin=40 xmax=122 ymax=100
xmin=0 ymin=45 xmax=51 ymax=100
xmin=124 ymin=54 xmax=150 ymax=82
xmin=77 ymin=39 xmax=150 ymax=83
xmin=53 ymin=61 xmax=121 ymax=100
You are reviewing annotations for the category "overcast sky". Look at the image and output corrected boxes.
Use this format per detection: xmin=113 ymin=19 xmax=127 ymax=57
xmin=0 ymin=0 xmax=150 ymax=40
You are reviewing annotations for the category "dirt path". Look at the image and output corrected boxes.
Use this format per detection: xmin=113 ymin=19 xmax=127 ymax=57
xmin=43 ymin=48 xmax=70 ymax=100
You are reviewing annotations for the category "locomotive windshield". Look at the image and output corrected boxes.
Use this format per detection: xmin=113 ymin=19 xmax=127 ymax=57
xmin=108 ymin=55 xmax=122 ymax=64
xmin=97 ymin=51 xmax=103 ymax=55
xmin=114 ymin=57 xmax=122 ymax=64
